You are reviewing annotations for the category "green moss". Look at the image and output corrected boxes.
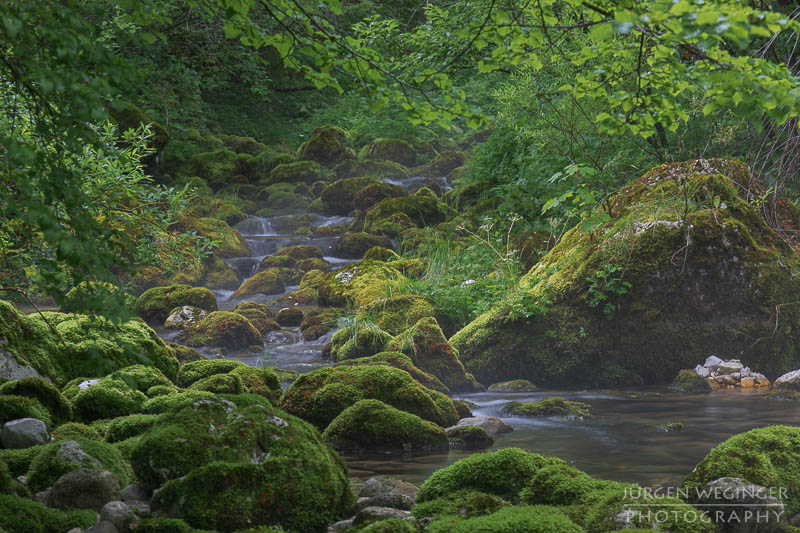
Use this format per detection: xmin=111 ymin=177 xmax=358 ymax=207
xmin=137 ymin=284 xmax=218 ymax=323
xmin=281 ymin=365 xmax=457 ymax=428
xmin=52 ymin=422 xmax=101 ymax=442
xmin=364 ymin=196 xmax=449 ymax=234
xmin=363 ymin=246 xmax=401 ymax=262
xmin=682 ymin=425 xmax=800 ymax=516
xmin=332 ymin=232 xmax=393 ymax=259
xmin=669 ymin=369 xmax=712 ymax=393
xmin=488 ymin=379 xmax=537 ymax=392
xmin=185 ymin=311 xmax=263 ymax=349
xmin=296 ymin=257 xmax=331 ymax=272
xmin=354 ymin=518 xmax=415 ymax=532
xmin=453 ymin=399 xmax=474 ymax=418
xmin=297 ymin=126 xmax=356 ymax=168
xmin=109 ymin=100 xmax=169 ymax=152
xmin=104 ymin=413 xmax=162 ymax=442
xmin=323 ymin=399 xmax=448 ymax=452
xmin=258 ymin=254 xmax=296 ymax=269
xmin=167 ymin=342 xmax=204 ymax=366
xmin=0 ymin=461 xmax=10 ymax=495
xmin=173 ymin=216 xmax=250 ymax=258
xmin=330 ymin=322 xmax=392 ymax=361
xmin=321 ymin=177 xmax=377 ymax=215
xmin=314 ymin=260 xmax=406 ymax=308
xmin=426 ymin=505 xmax=582 ymax=533
xmin=277 ymin=244 xmax=324 ymax=260
xmin=132 ymin=518 xmax=198 ymax=533
xmin=453 ymin=159 xmax=800 ymax=387
xmin=189 ymin=373 xmax=245 ymax=394
xmin=0 ymin=447 xmax=43 ymax=477
xmin=501 ymin=397 xmax=592 ymax=419
xmin=0 ymin=378 xmax=72 ymax=424
xmin=413 ymin=489 xmax=510 ymax=520
xmin=360 ymin=138 xmax=417 ymax=167
xmin=230 ymin=270 xmax=286 ymax=300
xmin=354 ymin=182 xmax=409 ymax=212
xmin=137 ymin=401 xmax=353 ymax=532
xmin=339 ymin=351 xmax=450 ymax=394
xmin=0 ymin=395 xmax=52 ymax=428
xmin=0 ymin=301 xmax=179 ymax=386
xmin=386 ymin=317 xmax=481 ymax=392
xmin=61 ymin=281 xmax=136 ymax=315
xmin=202 ymin=256 xmax=242 ymax=290
xmin=334 ymin=158 xmax=408 ymax=180
xmin=177 ymin=359 xmax=279 ymax=400
xmin=71 ymin=378 xmax=148 ymax=422
xmin=267 ymin=160 xmax=326 ymax=185
xmin=0 ymin=494 xmax=98 ymax=533
xmin=110 ymin=364 xmax=175 ymax=391
xmin=519 ymin=463 xmax=618 ymax=506
xmin=25 ymin=438 xmax=130 ymax=493
xmin=414 ymin=150 xmax=465 ymax=177
xmin=418 ymin=448 xmax=562 ymax=503
xmin=141 ymin=390 xmax=218 ymax=414
xmin=362 ymin=294 xmax=436 ymax=336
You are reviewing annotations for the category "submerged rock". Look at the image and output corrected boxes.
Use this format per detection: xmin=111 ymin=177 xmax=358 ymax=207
xmin=447 ymin=416 xmax=513 ymax=438
xmin=488 ymin=379 xmax=536 ymax=392
xmin=452 ymin=160 xmax=800 ymax=387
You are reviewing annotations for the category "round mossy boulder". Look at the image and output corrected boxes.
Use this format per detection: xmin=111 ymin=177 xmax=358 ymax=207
xmin=172 ymin=216 xmax=250 ymax=258
xmin=188 ymin=373 xmax=245 ymax=394
xmin=0 ymin=378 xmax=72 ymax=424
xmin=70 ymin=378 xmax=148 ymax=422
xmin=281 ymin=365 xmax=457 ymax=429
xmin=51 ymin=423 xmax=101 ymax=442
xmin=339 ymin=352 xmax=450 ymax=394
xmin=424 ymin=505 xmax=581 ymax=533
xmin=323 ymin=399 xmax=448 ymax=452
xmin=331 ymin=232 xmax=393 ymax=259
xmin=414 ymin=150 xmax=465 ymax=176
xmin=354 ymin=182 xmax=408 ymax=212
xmin=267 ymin=160 xmax=326 ymax=185
xmin=669 ymin=369 xmax=712 ymax=393
xmin=103 ymin=413 xmax=162 ymax=443
xmin=0 ymin=395 xmax=52 ymax=428
xmin=359 ymin=138 xmax=417 ymax=167
xmin=297 ymin=126 xmax=356 ymax=168
xmin=362 ymin=246 xmax=401 ymax=262
xmin=137 ymin=285 xmax=217 ymax=323
xmin=277 ymin=244 xmax=324 ymax=261
xmin=275 ymin=307 xmax=303 ymax=326
xmin=418 ymin=448 xmax=563 ymax=503
xmin=178 ymin=359 xmax=247 ymax=386
xmin=446 ymin=425 xmax=494 ymax=450
xmin=25 ymin=438 xmax=130 ymax=493
xmin=135 ymin=397 xmax=354 ymax=532
xmin=334 ymin=158 xmax=408 ymax=180
xmin=330 ymin=322 xmax=392 ymax=361
xmin=321 ymin=177 xmax=376 ymax=215
xmin=230 ymin=269 xmax=286 ymax=299
xmin=231 ymin=301 xmax=280 ymax=335
xmin=109 ymin=364 xmax=175 ymax=391
xmin=412 ymin=489 xmax=510 ymax=521
xmin=0 ymin=493 xmax=98 ymax=533
xmin=363 ymin=294 xmax=436 ymax=335
xmin=184 ymin=311 xmax=263 ymax=349
xmin=488 ymin=379 xmax=537 ymax=392
xmin=501 ymin=397 xmax=592 ymax=419
xmin=364 ymin=196 xmax=449 ymax=234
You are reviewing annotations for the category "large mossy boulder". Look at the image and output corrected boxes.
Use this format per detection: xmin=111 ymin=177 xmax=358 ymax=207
xmin=323 ymin=399 xmax=448 ymax=452
xmin=0 ymin=301 xmax=178 ymax=386
xmin=281 ymin=365 xmax=458 ymax=428
xmin=231 ymin=301 xmax=280 ymax=335
xmin=177 ymin=359 xmax=281 ymax=402
xmin=452 ymin=160 xmax=800 ymax=387
xmin=70 ymin=377 xmax=148 ymax=422
xmin=354 ymin=181 xmax=408 ymax=211
xmin=0 ymin=494 xmax=98 ymax=533
xmin=0 ymin=378 xmax=72 ymax=425
xmin=313 ymin=260 xmax=406 ymax=308
xmin=267 ymin=160 xmax=326 ymax=186
xmin=173 ymin=216 xmax=250 ymax=258
xmin=230 ymin=269 xmax=286 ymax=299
xmin=136 ymin=284 xmax=217 ymax=323
xmin=364 ymin=196 xmax=449 ymax=235
xmin=330 ymin=322 xmax=393 ymax=361
xmin=136 ymin=396 xmax=353 ymax=532
xmin=25 ymin=438 xmax=130 ymax=493
xmin=425 ymin=505 xmax=582 ymax=533
xmin=387 ymin=317 xmax=482 ymax=392
xmin=682 ymin=425 xmax=800 ymax=516
xmin=359 ymin=138 xmax=417 ymax=167
xmin=321 ymin=177 xmax=376 ymax=215
xmin=331 ymin=232 xmax=393 ymax=259
xmin=339 ymin=352 xmax=450 ymax=394
xmin=334 ymin=158 xmax=408 ymax=180
xmin=297 ymin=126 xmax=356 ymax=168
xmin=184 ymin=311 xmax=263 ymax=350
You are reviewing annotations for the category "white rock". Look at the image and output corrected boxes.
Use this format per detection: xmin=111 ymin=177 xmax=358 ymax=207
xmin=717 ymin=360 xmax=743 ymax=375
xmin=694 ymin=365 xmax=710 ymax=378
xmin=704 ymin=355 xmax=723 ymax=369
xmin=740 ymin=367 xmax=751 ymax=378
xmin=774 ymin=369 xmax=800 ymax=389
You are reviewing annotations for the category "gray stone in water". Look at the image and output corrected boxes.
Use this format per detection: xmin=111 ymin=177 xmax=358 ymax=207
xmin=352 ymin=506 xmax=410 ymax=526
xmin=696 ymin=477 xmax=784 ymax=532
xmin=447 ymin=416 xmax=513 ymax=438
xmin=45 ymin=468 xmax=120 ymax=512
xmin=694 ymin=364 xmax=710 ymax=378
xmin=717 ymin=360 xmax=744 ymax=375
xmin=100 ymin=500 xmax=138 ymax=531
xmin=704 ymin=355 xmax=723 ymax=369
xmin=775 ymin=369 xmax=800 ymax=390
xmin=0 ymin=338 xmax=44 ymax=381
xmin=1 ymin=418 xmax=49 ymax=449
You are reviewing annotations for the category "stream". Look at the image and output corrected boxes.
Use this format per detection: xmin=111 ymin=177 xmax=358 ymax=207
xmin=161 ymin=174 xmax=800 ymax=490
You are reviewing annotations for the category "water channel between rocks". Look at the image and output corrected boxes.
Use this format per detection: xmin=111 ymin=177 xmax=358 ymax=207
xmin=158 ymin=173 xmax=800 ymax=490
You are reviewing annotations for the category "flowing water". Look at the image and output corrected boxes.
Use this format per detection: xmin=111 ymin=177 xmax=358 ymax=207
xmin=159 ymin=174 xmax=800 ymax=488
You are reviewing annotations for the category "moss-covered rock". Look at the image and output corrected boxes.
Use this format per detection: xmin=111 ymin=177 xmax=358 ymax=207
xmin=110 ymin=364 xmax=174 ymax=391
xmin=488 ymin=379 xmax=537 ymax=392
xmin=185 ymin=311 xmax=263 ymax=349
xmin=0 ymin=395 xmax=52 ymax=428
xmin=0 ymin=494 xmax=98 ymax=533
xmin=339 ymin=352 xmax=450 ymax=394
xmin=316 ymin=260 xmax=406 ymax=308
xmin=323 ymin=399 xmax=448 ymax=452
xmin=230 ymin=269 xmax=286 ymax=300
xmin=360 ymin=138 xmax=417 ymax=167
xmin=71 ymin=378 xmax=148 ymax=422
xmin=682 ymin=425 xmax=800 ymax=516
xmin=109 ymin=100 xmax=169 ymax=153
xmin=231 ymin=301 xmax=280 ymax=335
xmin=258 ymin=254 xmax=296 ymax=270
xmin=173 ymin=216 xmax=250 ymax=258
xmin=387 ymin=317 xmax=482 ymax=393
xmin=334 ymin=159 xmax=408 ymax=180
xmin=25 ymin=438 xmax=129 ymax=493
xmin=0 ymin=378 xmax=72 ymax=424
xmin=446 ymin=425 xmax=494 ymax=449
xmin=453 ymin=159 xmax=800 ymax=387
xmin=501 ymin=397 xmax=592 ymax=419
xmin=353 ymin=181 xmax=409 ymax=212
xmin=188 ymin=373 xmax=243 ymax=394
xmin=362 ymin=246 xmax=401 ymax=262
xmin=330 ymin=322 xmax=393 ymax=361
xmin=277 ymin=244 xmax=324 ymax=261
xmin=413 ymin=150 xmax=465 ymax=177
xmin=267 ymin=160 xmax=326 ymax=185
xmin=364 ymin=196 xmax=449 ymax=235
xmin=52 ymin=422 xmax=101 ymax=442
xmin=137 ymin=285 xmax=217 ymax=323
xmin=362 ymin=294 xmax=436 ymax=335
xmin=297 ymin=126 xmax=356 ymax=168
xmin=412 ymin=489 xmax=509 ymax=521
xmin=321 ymin=177 xmax=377 ymax=216
xmin=281 ymin=365 xmax=457 ymax=428
xmin=0 ymin=301 xmax=179 ymax=386
xmin=167 ymin=342 xmax=204 ymax=366
xmin=331 ymin=232 xmax=393 ymax=259
xmin=425 ymin=505 xmax=582 ymax=533
xmin=201 ymin=256 xmax=242 ymax=290
xmin=103 ymin=413 xmax=162 ymax=443
xmin=137 ymin=398 xmax=353 ymax=532
xmin=418 ymin=448 xmax=563 ymax=503
xmin=177 ymin=360 xmax=280 ymax=401
xmin=670 ymin=369 xmax=712 ymax=393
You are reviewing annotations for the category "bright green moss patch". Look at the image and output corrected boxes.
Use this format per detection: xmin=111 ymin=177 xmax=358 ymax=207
xmin=52 ymin=422 xmax=101 ymax=442
xmin=502 ymin=397 xmax=592 ymax=419
xmin=321 ymin=177 xmax=376 ymax=215
xmin=330 ymin=321 xmax=392 ymax=361
xmin=323 ymin=399 xmax=448 ymax=452
xmin=103 ymin=413 xmax=162 ymax=443
xmin=412 ymin=489 xmax=510 ymax=520
xmin=488 ymin=379 xmax=537 ymax=392
xmin=0 ymin=378 xmax=73 ymax=424
xmin=25 ymin=438 xmax=130 ymax=493
xmin=70 ymin=378 xmax=147 ymax=422
xmin=178 ymin=360 xmax=280 ymax=401
xmin=0 ymin=494 xmax=98 ymax=533
xmin=426 ymin=504 xmax=582 ymax=533
xmin=137 ymin=284 xmax=218 ymax=323
xmin=0 ymin=394 xmax=52 ymax=428
xmin=230 ymin=269 xmax=285 ymax=299
xmin=0 ymin=447 xmax=43 ymax=477
xmin=339 ymin=351 xmax=450 ymax=394
xmin=189 ymin=373 xmax=245 ymax=394
xmin=184 ymin=311 xmax=263 ymax=349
